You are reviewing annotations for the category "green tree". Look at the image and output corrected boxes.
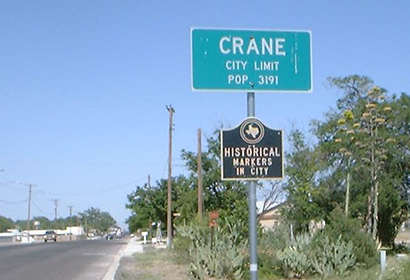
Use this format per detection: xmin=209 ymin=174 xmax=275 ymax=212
xmin=313 ymin=75 xmax=376 ymax=218
xmin=126 ymin=175 xmax=192 ymax=233
xmin=327 ymin=75 xmax=374 ymax=111
xmin=0 ymin=216 xmax=14 ymax=232
xmin=79 ymin=207 xmax=116 ymax=233
xmin=126 ymin=181 xmax=167 ymax=232
xmin=32 ymin=216 xmax=52 ymax=229
xmin=13 ymin=220 xmax=25 ymax=230
xmin=181 ymin=132 xmax=248 ymax=228
xmin=314 ymin=75 xmax=409 ymax=246
xmin=126 ymin=132 xmax=249 ymax=234
xmin=282 ymin=129 xmax=322 ymax=232
xmin=376 ymin=93 xmax=410 ymax=246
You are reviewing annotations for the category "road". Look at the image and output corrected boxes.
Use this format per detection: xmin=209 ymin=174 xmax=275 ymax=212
xmin=0 ymin=239 xmax=127 ymax=280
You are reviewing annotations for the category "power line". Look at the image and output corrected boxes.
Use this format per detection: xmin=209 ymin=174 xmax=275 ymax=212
xmin=35 ymin=177 xmax=147 ymax=198
xmin=0 ymin=199 xmax=27 ymax=204
xmin=97 ymin=177 xmax=147 ymax=193
xmin=0 ymin=181 xmax=28 ymax=190
xmin=31 ymin=200 xmax=50 ymax=216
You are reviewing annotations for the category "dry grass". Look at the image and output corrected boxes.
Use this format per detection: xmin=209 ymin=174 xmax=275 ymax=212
xmin=115 ymin=248 xmax=189 ymax=280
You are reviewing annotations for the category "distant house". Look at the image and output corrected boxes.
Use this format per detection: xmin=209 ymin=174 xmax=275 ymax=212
xmin=67 ymin=226 xmax=85 ymax=236
xmin=257 ymin=202 xmax=326 ymax=233
xmin=257 ymin=202 xmax=285 ymax=231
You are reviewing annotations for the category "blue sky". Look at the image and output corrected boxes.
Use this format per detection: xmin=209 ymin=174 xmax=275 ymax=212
xmin=1 ymin=1 xmax=409 ymax=228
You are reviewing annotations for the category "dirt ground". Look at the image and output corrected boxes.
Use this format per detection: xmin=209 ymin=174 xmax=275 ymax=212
xmin=115 ymin=248 xmax=189 ymax=280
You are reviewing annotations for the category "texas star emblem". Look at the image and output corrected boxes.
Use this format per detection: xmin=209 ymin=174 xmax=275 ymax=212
xmin=240 ymin=118 xmax=265 ymax=144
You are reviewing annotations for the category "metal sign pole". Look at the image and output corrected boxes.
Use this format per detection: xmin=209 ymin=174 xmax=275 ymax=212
xmin=247 ymin=92 xmax=258 ymax=280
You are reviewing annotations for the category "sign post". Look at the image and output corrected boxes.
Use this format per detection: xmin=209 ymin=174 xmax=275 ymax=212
xmin=191 ymin=28 xmax=311 ymax=280
xmin=247 ymin=92 xmax=258 ymax=280
xmin=220 ymin=99 xmax=283 ymax=280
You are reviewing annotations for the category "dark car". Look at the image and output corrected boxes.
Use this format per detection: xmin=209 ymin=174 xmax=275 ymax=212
xmin=44 ymin=230 xmax=57 ymax=242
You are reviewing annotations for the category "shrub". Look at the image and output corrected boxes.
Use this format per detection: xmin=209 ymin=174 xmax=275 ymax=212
xmin=277 ymin=233 xmax=313 ymax=278
xmin=381 ymin=257 xmax=410 ymax=280
xmin=172 ymin=232 xmax=192 ymax=263
xmin=258 ymin=251 xmax=282 ymax=279
xmin=391 ymin=243 xmax=410 ymax=255
xmin=324 ymin=208 xmax=378 ymax=267
xmin=259 ymin=222 xmax=294 ymax=278
xmin=259 ymin=222 xmax=291 ymax=252
xmin=176 ymin=217 xmax=248 ymax=280
xmin=188 ymin=232 xmax=247 ymax=280
xmin=275 ymin=230 xmax=358 ymax=278
xmin=311 ymin=235 xmax=356 ymax=277
xmin=277 ymin=247 xmax=311 ymax=278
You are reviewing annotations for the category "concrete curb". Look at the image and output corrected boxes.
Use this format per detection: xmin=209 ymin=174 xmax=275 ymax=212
xmin=122 ymin=239 xmax=144 ymax=257
xmin=102 ymin=239 xmax=144 ymax=280
xmin=102 ymin=242 xmax=127 ymax=280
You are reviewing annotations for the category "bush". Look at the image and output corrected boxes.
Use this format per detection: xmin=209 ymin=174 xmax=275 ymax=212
xmin=259 ymin=223 xmax=298 ymax=278
xmin=175 ymin=217 xmax=248 ymax=280
xmin=172 ymin=232 xmax=192 ymax=263
xmin=259 ymin=222 xmax=291 ymax=252
xmin=311 ymin=235 xmax=356 ymax=277
xmin=382 ymin=259 xmax=410 ymax=280
xmin=324 ymin=208 xmax=378 ymax=267
xmin=277 ymin=233 xmax=313 ymax=278
xmin=390 ymin=243 xmax=410 ymax=255
xmin=188 ymin=232 xmax=247 ymax=280
xmin=276 ymin=233 xmax=357 ymax=278
xmin=258 ymin=251 xmax=282 ymax=280
xmin=278 ymin=246 xmax=311 ymax=278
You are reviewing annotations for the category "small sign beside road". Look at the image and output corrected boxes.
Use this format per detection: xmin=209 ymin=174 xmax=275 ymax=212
xmin=221 ymin=118 xmax=283 ymax=180
xmin=191 ymin=28 xmax=312 ymax=92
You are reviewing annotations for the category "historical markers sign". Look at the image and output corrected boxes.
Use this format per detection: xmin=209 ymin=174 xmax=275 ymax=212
xmin=191 ymin=28 xmax=312 ymax=92
xmin=221 ymin=118 xmax=283 ymax=180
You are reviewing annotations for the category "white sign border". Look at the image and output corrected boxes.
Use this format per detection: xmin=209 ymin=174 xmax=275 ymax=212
xmin=220 ymin=117 xmax=285 ymax=181
xmin=190 ymin=27 xmax=313 ymax=94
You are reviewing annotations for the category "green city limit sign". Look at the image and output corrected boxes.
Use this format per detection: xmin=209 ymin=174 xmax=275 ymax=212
xmin=191 ymin=28 xmax=312 ymax=92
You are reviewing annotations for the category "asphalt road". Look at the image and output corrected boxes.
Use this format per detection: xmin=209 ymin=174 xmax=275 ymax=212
xmin=0 ymin=239 xmax=127 ymax=280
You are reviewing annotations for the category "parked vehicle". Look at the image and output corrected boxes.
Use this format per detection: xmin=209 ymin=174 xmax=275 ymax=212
xmin=44 ymin=230 xmax=57 ymax=242
xmin=106 ymin=233 xmax=115 ymax=240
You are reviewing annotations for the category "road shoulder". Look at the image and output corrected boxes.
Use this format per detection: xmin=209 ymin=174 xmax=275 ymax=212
xmin=104 ymin=238 xmax=144 ymax=280
xmin=114 ymin=241 xmax=188 ymax=280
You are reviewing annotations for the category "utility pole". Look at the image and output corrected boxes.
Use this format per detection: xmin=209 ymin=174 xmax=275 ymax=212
xmin=69 ymin=206 xmax=73 ymax=220
xmin=197 ymin=128 xmax=203 ymax=220
xmin=166 ymin=105 xmax=174 ymax=248
xmin=148 ymin=174 xmax=151 ymax=188
xmin=54 ymin=199 xmax=59 ymax=221
xmin=26 ymin=184 xmax=33 ymax=231
xmin=68 ymin=206 xmax=73 ymax=240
